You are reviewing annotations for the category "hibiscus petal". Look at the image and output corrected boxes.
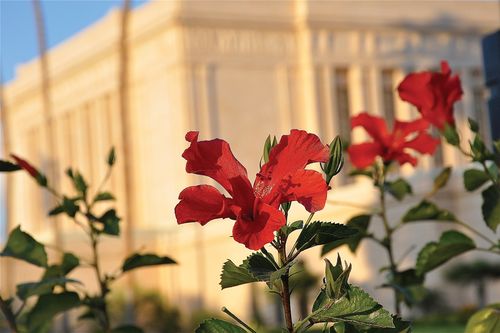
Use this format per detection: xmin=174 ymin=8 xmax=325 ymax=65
xmin=397 ymin=72 xmax=434 ymax=110
xmin=393 ymin=152 xmax=418 ymax=166
xmin=254 ymin=130 xmax=329 ymax=202
xmin=232 ymin=202 xmax=285 ymax=250
xmin=351 ymin=113 xmax=389 ymax=143
xmin=278 ymin=169 xmax=328 ymax=213
xmin=404 ymin=132 xmax=440 ymax=155
xmin=347 ymin=142 xmax=382 ymax=169
xmin=182 ymin=131 xmax=249 ymax=195
xmin=393 ymin=118 xmax=430 ymax=138
xmin=175 ymin=185 xmax=234 ymax=225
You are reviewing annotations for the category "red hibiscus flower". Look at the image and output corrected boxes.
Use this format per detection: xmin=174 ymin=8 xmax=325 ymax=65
xmin=397 ymin=61 xmax=463 ymax=130
xmin=347 ymin=113 xmax=440 ymax=169
xmin=175 ymin=130 xmax=330 ymax=250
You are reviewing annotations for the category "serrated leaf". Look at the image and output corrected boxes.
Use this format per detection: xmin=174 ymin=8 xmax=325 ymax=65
xmin=122 ymin=253 xmax=176 ymax=272
xmin=402 ymin=200 xmax=456 ymax=223
xmin=310 ymin=286 xmax=394 ymax=328
xmin=482 ymin=185 xmax=500 ymax=232
xmin=246 ymin=253 xmax=276 ymax=282
xmin=465 ymin=303 xmax=500 ymax=333
xmin=433 ymin=167 xmax=452 ymax=191
xmin=366 ymin=316 xmax=412 ymax=332
xmin=27 ymin=292 xmax=81 ymax=331
xmin=0 ymin=160 xmax=21 ymax=172
xmin=0 ymin=226 xmax=48 ymax=267
xmin=385 ymin=179 xmax=412 ymax=201
xmin=296 ymin=222 xmax=358 ymax=252
xmin=464 ymin=169 xmax=490 ymax=191
xmin=416 ymin=231 xmax=475 ymax=276
xmin=220 ymin=259 xmax=258 ymax=289
xmin=196 ymin=319 xmax=247 ymax=333
xmin=16 ymin=277 xmax=80 ymax=300
xmin=322 ymin=215 xmax=371 ymax=256
xmin=110 ymin=325 xmax=144 ymax=333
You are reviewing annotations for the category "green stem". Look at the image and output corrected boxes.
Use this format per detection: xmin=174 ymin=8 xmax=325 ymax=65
xmin=278 ymin=230 xmax=294 ymax=333
xmin=222 ymin=307 xmax=257 ymax=333
xmin=455 ymin=219 xmax=497 ymax=247
xmin=0 ymin=296 xmax=18 ymax=333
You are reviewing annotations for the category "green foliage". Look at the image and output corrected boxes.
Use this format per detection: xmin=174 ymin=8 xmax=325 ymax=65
xmin=281 ymin=220 xmax=303 ymax=237
xmin=48 ymin=196 xmax=80 ymax=217
xmin=321 ymin=215 xmax=371 ymax=255
xmin=433 ymin=167 xmax=452 ymax=192
xmin=295 ymin=222 xmax=358 ymax=252
xmin=402 ymin=200 xmax=456 ymax=223
xmin=220 ymin=259 xmax=258 ymax=289
xmin=481 ymin=185 xmax=500 ymax=232
xmin=0 ymin=226 xmax=48 ymax=267
xmin=309 ymin=286 xmax=395 ymax=328
xmin=122 ymin=253 xmax=176 ymax=272
xmin=16 ymin=277 xmax=80 ymax=300
xmin=415 ymin=231 xmax=475 ymax=276
xmin=385 ymin=179 xmax=413 ymax=201
xmin=94 ymin=191 xmax=115 ymax=202
xmin=443 ymin=124 xmax=460 ymax=146
xmin=324 ymin=256 xmax=351 ymax=300
xmin=0 ymin=160 xmax=21 ymax=172
xmin=107 ymin=147 xmax=116 ymax=166
xmin=27 ymin=292 xmax=81 ymax=331
xmin=196 ymin=319 xmax=246 ymax=333
xmin=323 ymin=136 xmax=344 ymax=183
xmin=464 ymin=169 xmax=490 ymax=191
xmin=465 ymin=304 xmax=500 ymax=333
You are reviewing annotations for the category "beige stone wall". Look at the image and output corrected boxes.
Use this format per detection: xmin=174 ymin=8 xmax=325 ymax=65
xmin=2 ymin=0 xmax=499 ymax=323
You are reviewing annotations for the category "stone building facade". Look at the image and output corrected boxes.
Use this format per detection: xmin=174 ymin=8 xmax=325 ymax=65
xmin=1 ymin=0 xmax=499 ymax=323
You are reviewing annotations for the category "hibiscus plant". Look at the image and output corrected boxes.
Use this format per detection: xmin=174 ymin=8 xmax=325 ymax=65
xmin=176 ymin=130 xmax=408 ymax=332
xmin=0 ymin=149 xmax=176 ymax=333
xmin=321 ymin=61 xmax=500 ymax=332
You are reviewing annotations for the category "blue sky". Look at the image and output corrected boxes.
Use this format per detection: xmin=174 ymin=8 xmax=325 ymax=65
xmin=0 ymin=0 xmax=147 ymax=240
xmin=1 ymin=0 xmax=148 ymax=83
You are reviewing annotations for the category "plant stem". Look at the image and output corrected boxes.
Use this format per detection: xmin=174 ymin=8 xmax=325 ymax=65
xmin=376 ymin=162 xmax=401 ymax=316
xmin=278 ymin=231 xmax=294 ymax=333
xmin=455 ymin=219 xmax=497 ymax=247
xmin=222 ymin=307 xmax=257 ymax=333
xmin=90 ymin=232 xmax=111 ymax=331
xmin=0 ymin=296 xmax=18 ymax=333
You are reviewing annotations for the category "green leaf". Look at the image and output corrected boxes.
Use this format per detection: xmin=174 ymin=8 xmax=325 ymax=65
xmin=27 ymin=292 xmax=81 ymax=331
xmin=313 ymin=289 xmax=328 ymax=312
xmin=17 ymin=277 xmax=80 ymax=300
xmin=468 ymin=118 xmax=480 ymax=132
xmin=366 ymin=316 xmax=412 ymax=332
xmin=107 ymin=147 xmax=116 ymax=166
xmin=71 ymin=171 xmax=88 ymax=197
xmin=43 ymin=252 xmax=80 ymax=279
xmin=321 ymin=215 xmax=371 ymax=255
xmin=310 ymin=286 xmax=394 ymax=328
xmin=0 ymin=160 xmax=21 ymax=172
xmin=465 ymin=303 xmax=500 ymax=333
xmin=0 ymin=226 xmax=48 ymax=267
xmin=196 ymin=319 xmax=246 ymax=333
xmin=324 ymin=257 xmax=351 ymax=300
xmin=296 ymin=222 xmax=358 ymax=252
xmin=92 ymin=209 xmax=120 ymax=235
xmin=415 ymin=231 xmax=475 ymax=276
xmin=94 ymin=192 xmax=115 ymax=202
xmin=220 ymin=259 xmax=258 ymax=289
xmin=482 ymin=185 xmax=500 ymax=232
xmin=262 ymin=135 xmax=272 ymax=164
xmin=246 ymin=253 xmax=276 ymax=282
xmin=282 ymin=220 xmax=303 ymax=237
xmin=443 ymin=124 xmax=460 ymax=146
xmin=385 ymin=179 xmax=412 ymax=201
xmin=402 ymin=200 xmax=456 ymax=223
xmin=433 ymin=167 xmax=452 ymax=191
xmin=110 ymin=325 xmax=144 ymax=333
xmin=122 ymin=253 xmax=176 ymax=272
xmin=464 ymin=169 xmax=490 ymax=191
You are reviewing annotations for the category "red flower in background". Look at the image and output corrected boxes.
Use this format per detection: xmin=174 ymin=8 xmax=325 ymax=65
xmin=347 ymin=113 xmax=440 ymax=169
xmin=175 ymin=130 xmax=329 ymax=250
xmin=11 ymin=154 xmax=39 ymax=178
xmin=397 ymin=61 xmax=463 ymax=130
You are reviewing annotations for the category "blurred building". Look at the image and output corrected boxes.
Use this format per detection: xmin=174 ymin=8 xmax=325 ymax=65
xmin=1 ymin=0 xmax=499 ymax=325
